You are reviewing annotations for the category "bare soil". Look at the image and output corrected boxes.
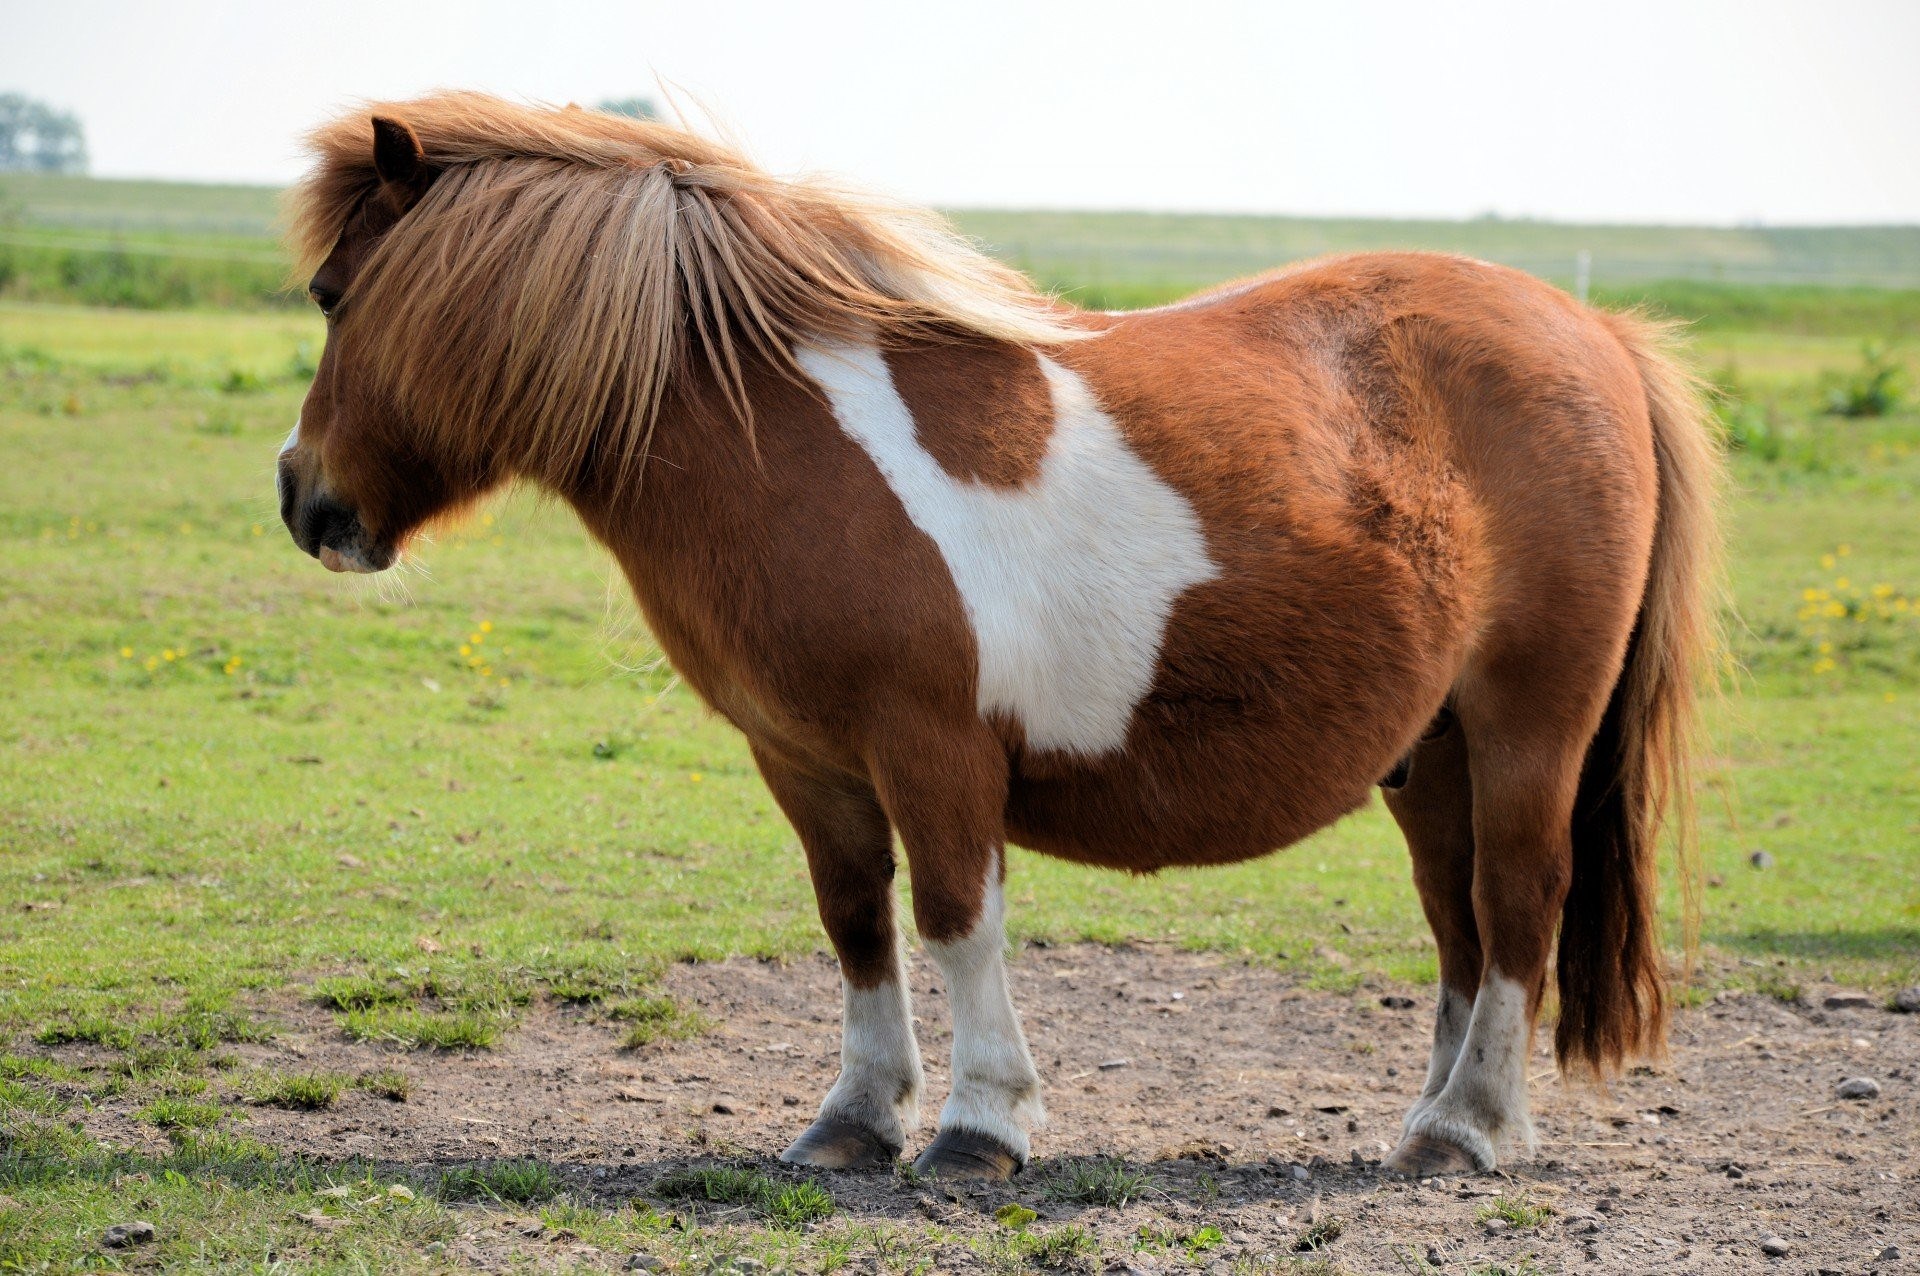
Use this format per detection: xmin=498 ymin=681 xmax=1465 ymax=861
xmin=73 ymin=945 xmax=1920 ymax=1273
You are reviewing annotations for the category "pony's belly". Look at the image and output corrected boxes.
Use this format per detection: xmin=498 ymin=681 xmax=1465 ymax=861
xmin=1003 ymin=718 xmax=1380 ymax=871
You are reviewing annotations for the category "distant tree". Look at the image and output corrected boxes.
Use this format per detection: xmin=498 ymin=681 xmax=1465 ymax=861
xmin=0 ymin=93 xmax=88 ymax=174
xmin=596 ymin=97 xmax=658 ymax=121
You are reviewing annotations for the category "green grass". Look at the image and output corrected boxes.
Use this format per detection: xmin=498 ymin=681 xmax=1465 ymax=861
xmin=247 ymin=1071 xmax=348 ymax=1110
xmin=134 ymin=1095 xmax=228 ymax=1129
xmin=338 ymin=1007 xmax=507 ymax=1051
xmin=1476 ymin=1195 xmax=1553 ymax=1229
xmin=354 ymin=1067 xmax=413 ymax=1102
xmin=648 ymin=1167 xmax=836 ymax=1228
xmin=1044 ymin=1157 xmax=1158 ymax=1208
xmin=435 ymin=1159 xmax=562 ymax=1204
xmin=610 ymin=993 xmax=712 ymax=1048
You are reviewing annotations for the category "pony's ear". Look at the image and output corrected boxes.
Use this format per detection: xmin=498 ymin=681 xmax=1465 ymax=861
xmin=370 ymin=116 xmax=434 ymax=214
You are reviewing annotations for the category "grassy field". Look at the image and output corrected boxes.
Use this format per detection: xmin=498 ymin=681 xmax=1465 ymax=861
xmin=11 ymin=172 xmax=1920 ymax=312
xmin=1 ymin=196 xmax=1918 ymax=1267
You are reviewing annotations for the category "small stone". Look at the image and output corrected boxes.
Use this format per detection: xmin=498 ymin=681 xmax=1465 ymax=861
xmin=1290 ymin=1164 xmax=1309 ymax=1182
xmin=711 ymin=1099 xmax=739 ymax=1114
xmin=1759 ymin=1235 xmax=1789 ymax=1257
xmin=1836 ymin=1076 xmax=1881 ymax=1100
xmin=1748 ymin=850 xmax=1774 ymax=869
xmin=1877 ymin=1245 xmax=1901 ymax=1262
xmin=1892 ymin=987 xmax=1920 ymax=1014
xmin=100 ymin=1221 xmax=157 ymax=1249
xmin=1573 ymin=1219 xmax=1604 ymax=1235
xmin=1483 ymin=1218 xmax=1510 ymax=1234
xmin=1379 ymin=995 xmax=1416 ymax=1010
xmin=626 ymin=1256 xmax=661 ymax=1272
xmin=1823 ymin=992 xmax=1874 ymax=1010
xmin=1097 ymin=1058 xmax=1131 ymax=1070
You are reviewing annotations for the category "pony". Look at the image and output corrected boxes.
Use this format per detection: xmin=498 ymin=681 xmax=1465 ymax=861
xmin=278 ymin=92 xmax=1722 ymax=1180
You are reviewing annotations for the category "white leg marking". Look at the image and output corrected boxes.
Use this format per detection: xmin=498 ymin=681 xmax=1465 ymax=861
xmin=795 ymin=342 xmax=1218 ymax=756
xmin=816 ymin=942 xmax=922 ymax=1147
xmin=1403 ymin=973 xmax=1536 ymax=1168
xmin=1405 ymin=983 xmax=1475 ymax=1127
xmin=923 ymin=859 xmax=1042 ymax=1157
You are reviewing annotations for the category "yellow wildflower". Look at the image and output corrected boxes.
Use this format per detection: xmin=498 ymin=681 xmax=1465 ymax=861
xmin=119 ymin=647 xmax=132 ymax=659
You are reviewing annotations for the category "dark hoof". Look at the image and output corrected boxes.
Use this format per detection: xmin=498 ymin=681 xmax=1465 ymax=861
xmin=1382 ymin=1132 xmax=1483 ymax=1177
xmin=780 ymin=1116 xmax=900 ymax=1170
xmin=911 ymin=1127 xmax=1024 ymax=1181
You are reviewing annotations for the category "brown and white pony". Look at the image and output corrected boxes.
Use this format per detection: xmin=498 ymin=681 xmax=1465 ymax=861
xmin=278 ymin=93 xmax=1721 ymax=1180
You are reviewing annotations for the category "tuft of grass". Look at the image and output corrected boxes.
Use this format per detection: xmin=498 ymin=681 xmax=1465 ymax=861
xmin=1293 ymin=1217 xmax=1345 ymax=1252
xmin=339 ymin=1007 xmax=506 ymax=1051
xmin=353 ymin=1067 xmax=413 ymax=1102
xmin=145 ymin=1006 xmax=275 ymax=1049
xmin=1023 ymin=1224 xmax=1099 ymax=1271
xmin=1476 ymin=1194 xmax=1552 ymax=1230
xmin=437 ymin=1158 xmax=562 ymax=1204
xmin=247 ymin=1071 xmax=347 ymax=1110
xmin=1044 ymin=1157 xmax=1156 ymax=1208
xmin=135 ymin=1096 xmax=227 ymax=1129
xmin=33 ymin=1015 xmax=136 ymax=1050
xmin=0 ymin=1078 xmax=69 ymax=1118
xmin=648 ymin=1166 xmax=835 ymax=1228
xmin=609 ymin=995 xmax=710 ymax=1048
xmin=311 ymin=976 xmax=414 ymax=1013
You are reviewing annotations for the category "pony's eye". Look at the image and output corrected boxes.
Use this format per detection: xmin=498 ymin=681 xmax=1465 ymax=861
xmin=309 ymin=284 xmax=343 ymax=316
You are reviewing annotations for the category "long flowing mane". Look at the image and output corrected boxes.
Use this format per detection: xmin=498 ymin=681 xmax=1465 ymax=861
xmin=286 ymin=91 xmax=1084 ymax=486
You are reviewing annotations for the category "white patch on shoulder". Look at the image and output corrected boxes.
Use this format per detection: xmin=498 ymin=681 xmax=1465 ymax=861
xmin=795 ymin=342 xmax=1218 ymax=755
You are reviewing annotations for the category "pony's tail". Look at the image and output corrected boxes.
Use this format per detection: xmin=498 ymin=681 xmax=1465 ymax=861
xmin=1555 ymin=311 xmax=1726 ymax=1076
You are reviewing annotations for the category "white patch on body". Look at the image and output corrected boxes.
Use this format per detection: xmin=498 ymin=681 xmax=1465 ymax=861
xmin=795 ymin=342 xmax=1217 ymax=756
xmin=922 ymin=857 xmax=1043 ymax=1157
xmin=281 ymin=417 xmax=300 ymax=455
xmin=816 ymin=940 xmax=923 ymax=1146
xmin=1402 ymin=973 xmax=1535 ymax=1169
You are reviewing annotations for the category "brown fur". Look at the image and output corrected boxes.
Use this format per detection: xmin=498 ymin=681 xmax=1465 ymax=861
xmin=279 ymin=95 xmax=1723 ymax=1129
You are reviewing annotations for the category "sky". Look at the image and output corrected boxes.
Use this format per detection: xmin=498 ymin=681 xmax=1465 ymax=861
xmin=5 ymin=0 xmax=1918 ymax=225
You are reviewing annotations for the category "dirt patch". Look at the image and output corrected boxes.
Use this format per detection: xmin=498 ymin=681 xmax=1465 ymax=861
xmin=65 ymin=944 xmax=1920 ymax=1272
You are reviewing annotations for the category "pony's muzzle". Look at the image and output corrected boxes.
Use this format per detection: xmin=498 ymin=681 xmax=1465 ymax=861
xmin=279 ymin=462 xmax=390 ymax=574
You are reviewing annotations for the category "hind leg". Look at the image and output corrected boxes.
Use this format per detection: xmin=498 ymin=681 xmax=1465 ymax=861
xmin=1391 ymin=671 xmax=1612 ymax=1171
xmin=1379 ymin=713 xmax=1485 ymax=1175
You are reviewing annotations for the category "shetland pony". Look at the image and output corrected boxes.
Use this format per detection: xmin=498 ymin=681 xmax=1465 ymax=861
xmin=278 ymin=93 xmax=1721 ymax=1180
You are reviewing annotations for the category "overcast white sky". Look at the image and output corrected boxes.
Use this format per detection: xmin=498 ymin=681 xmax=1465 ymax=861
xmin=5 ymin=0 xmax=1917 ymax=224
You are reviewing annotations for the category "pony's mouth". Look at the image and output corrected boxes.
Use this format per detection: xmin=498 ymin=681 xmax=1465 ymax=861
xmin=318 ymin=543 xmax=392 ymax=574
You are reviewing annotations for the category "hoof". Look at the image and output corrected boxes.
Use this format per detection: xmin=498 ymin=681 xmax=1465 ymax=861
xmin=1382 ymin=1131 xmax=1485 ymax=1177
xmin=780 ymin=1116 xmax=900 ymax=1170
xmin=911 ymin=1127 xmax=1024 ymax=1181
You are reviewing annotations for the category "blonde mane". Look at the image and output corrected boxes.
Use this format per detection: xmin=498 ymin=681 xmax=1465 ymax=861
xmin=286 ymin=91 xmax=1085 ymax=487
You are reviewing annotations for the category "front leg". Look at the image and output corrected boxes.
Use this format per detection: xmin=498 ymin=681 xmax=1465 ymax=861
xmin=874 ymin=736 xmax=1042 ymax=1180
xmin=756 ymin=749 xmax=922 ymax=1169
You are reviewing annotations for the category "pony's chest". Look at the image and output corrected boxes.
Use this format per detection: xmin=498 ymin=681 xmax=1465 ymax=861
xmin=796 ymin=342 xmax=1218 ymax=758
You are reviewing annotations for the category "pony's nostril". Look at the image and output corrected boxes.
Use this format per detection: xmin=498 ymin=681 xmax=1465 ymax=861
xmin=276 ymin=463 xmax=298 ymax=532
xmin=296 ymin=494 xmax=360 ymax=560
